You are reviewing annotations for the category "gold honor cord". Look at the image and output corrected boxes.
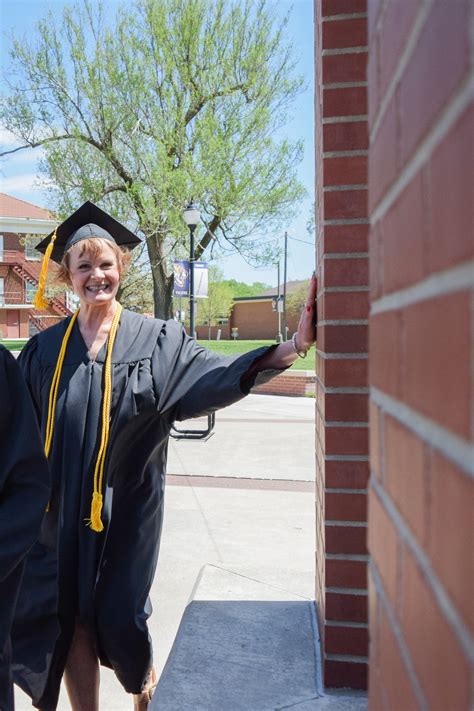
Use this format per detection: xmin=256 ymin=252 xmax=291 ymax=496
xmin=43 ymin=303 xmax=123 ymax=533
xmin=86 ymin=302 xmax=122 ymax=532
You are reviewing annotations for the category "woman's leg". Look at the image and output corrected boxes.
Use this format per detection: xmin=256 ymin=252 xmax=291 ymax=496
xmin=64 ymin=621 xmax=100 ymax=711
xmin=132 ymin=667 xmax=157 ymax=711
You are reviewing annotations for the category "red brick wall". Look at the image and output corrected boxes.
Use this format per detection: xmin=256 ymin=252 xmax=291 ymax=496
xmin=252 ymin=371 xmax=315 ymax=397
xmin=314 ymin=0 xmax=369 ymax=689
xmin=367 ymin=1 xmax=473 ymax=708
xmin=3 ymin=232 xmax=21 ymax=250
xmin=195 ymin=323 xmax=231 ymax=340
xmin=229 ymin=300 xmax=300 ymax=340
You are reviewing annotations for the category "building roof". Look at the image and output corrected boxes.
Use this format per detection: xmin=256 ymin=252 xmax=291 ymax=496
xmin=257 ymin=279 xmax=308 ymax=297
xmin=0 ymin=192 xmax=53 ymax=220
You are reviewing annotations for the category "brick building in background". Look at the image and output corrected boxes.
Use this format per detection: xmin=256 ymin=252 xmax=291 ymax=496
xmin=314 ymin=0 xmax=473 ymax=705
xmin=0 ymin=193 xmax=73 ymax=338
xmin=196 ymin=280 xmax=304 ymax=341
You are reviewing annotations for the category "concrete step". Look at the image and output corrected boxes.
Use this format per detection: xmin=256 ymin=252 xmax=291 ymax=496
xmin=152 ymin=565 xmax=367 ymax=711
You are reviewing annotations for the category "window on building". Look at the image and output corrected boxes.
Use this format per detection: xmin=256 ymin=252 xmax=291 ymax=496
xmin=29 ymin=317 xmax=40 ymax=337
xmin=0 ymin=235 xmax=3 ymax=261
xmin=66 ymin=291 xmax=80 ymax=311
xmin=0 ymin=277 xmax=4 ymax=307
xmin=25 ymin=235 xmax=41 ymax=260
xmin=25 ymin=281 xmax=37 ymax=304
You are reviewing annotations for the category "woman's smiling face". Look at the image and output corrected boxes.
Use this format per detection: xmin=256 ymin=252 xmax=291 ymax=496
xmin=68 ymin=240 xmax=121 ymax=306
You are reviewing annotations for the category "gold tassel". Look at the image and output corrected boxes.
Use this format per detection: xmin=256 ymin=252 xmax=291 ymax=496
xmin=33 ymin=227 xmax=58 ymax=309
xmin=88 ymin=491 xmax=104 ymax=532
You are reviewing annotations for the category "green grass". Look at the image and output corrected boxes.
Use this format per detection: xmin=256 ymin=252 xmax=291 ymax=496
xmin=1 ymin=339 xmax=29 ymax=351
xmin=1 ymin=337 xmax=315 ymax=370
xmin=199 ymin=339 xmax=315 ymax=371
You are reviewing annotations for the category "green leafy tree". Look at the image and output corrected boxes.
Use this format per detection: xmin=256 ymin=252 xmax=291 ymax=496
xmin=221 ymin=279 xmax=271 ymax=298
xmin=286 ymin=279 xmax=309 ymax=317
xmin=117 ymin=244 xmax=155 ymax=313
xmin=1 ymin=0 xmax=305 ymax=318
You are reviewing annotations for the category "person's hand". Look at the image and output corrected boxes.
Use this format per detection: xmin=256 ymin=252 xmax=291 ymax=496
xmin=295 ymin=273 xmax=317 ymax=352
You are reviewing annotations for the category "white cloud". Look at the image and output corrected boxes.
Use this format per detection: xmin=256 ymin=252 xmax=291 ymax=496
xmin=0 ymin=172 xmax=52 ymax=193
xmin=0 ymin=129 xmax=20 ymax=147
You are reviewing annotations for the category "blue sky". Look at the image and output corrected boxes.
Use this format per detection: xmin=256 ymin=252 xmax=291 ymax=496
xmin=0 ymin=0 xmax=314 ymax=286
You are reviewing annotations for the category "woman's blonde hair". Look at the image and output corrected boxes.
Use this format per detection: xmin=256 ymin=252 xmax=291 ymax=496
xmin=56 ymin=237 xmax=131 ymax=286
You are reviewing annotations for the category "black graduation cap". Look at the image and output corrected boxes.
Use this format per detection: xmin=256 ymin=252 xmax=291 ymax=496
xmin=36 ymin=200 xmax=141 ymax=264
xmin=33 ymin=201 xmax=141 ymax=310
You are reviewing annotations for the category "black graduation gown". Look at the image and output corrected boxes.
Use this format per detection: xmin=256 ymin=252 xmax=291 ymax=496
xmin=0 ymin=345 xmax=50 ymax=711
xmin=12 ymin=309 xmax=282 ymax=710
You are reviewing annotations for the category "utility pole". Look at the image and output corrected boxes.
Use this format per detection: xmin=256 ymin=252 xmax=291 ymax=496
xmin=276 ymin=261 xmax=282 ymax=342
xmin=283 ymin=231 xmax=288 ymax=341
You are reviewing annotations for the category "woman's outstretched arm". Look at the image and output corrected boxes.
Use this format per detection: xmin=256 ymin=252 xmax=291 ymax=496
xmin=255 ymin=273 xmax=317 ymax=371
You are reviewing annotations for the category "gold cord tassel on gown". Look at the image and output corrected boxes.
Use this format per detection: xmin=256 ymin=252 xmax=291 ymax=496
xmin=43 ymin=303 xmax=122 ymax=532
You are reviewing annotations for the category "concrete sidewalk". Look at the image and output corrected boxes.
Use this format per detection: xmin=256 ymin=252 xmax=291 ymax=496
xmin=167 ymin=393 xmax=315 ymax=481
xmin=14 ymin=395 xmax=366 ymax=710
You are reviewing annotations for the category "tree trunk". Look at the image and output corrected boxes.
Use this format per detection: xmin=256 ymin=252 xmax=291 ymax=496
xmin=146 ymin=233 xmax=174 ymax=320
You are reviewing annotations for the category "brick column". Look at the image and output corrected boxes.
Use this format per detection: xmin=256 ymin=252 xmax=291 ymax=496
xmin=367 ymin=1 xmax=473 ymax=709
xmin=314 ymin=0 xmax=369 ymax=689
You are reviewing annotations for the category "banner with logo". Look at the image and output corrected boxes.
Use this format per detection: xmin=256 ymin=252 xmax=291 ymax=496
xmin=173 ymin=260 xmax=190 ymax=296
xmin=173 ymin=260 xmax=208 ymax=298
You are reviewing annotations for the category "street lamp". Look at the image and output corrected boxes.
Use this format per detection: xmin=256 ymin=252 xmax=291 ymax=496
xmin=183 ymin=202 xmax=201 ymax=338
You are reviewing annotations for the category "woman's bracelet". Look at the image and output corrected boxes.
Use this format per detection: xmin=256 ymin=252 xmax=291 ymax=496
xmin=291 ymin=332 xmax=308 ymax=359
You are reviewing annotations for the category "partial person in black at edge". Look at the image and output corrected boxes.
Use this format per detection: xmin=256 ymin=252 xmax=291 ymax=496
xmin=11 ymin=202 xmax=317 ymax=711
xmin=0 ymin=345 xmax=50 ymax=711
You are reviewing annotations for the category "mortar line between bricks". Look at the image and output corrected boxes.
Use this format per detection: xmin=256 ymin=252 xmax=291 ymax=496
xmin=324 ymin=218 xmax=369 ymax=224
xmin=323 ymin=115 xmax=368 ymax=124
xmin=324 ymin=252 xmax=369 ymax=258
xmin=322 ymin=47 xmax=367 ymax=56
xmin=323 ymin=82 xmax=368 ymax=90
xmin=371 ymin=73 xmax=474 ymax=223
xmin=369 ymin=560 xmax=429 ymax=711
xmin=323 ymin=150 xmax=368 ymax=157
xmin=322 ymin=13 xmax=367 ymax=22
xmin=318 ymin=288 xmax=370 ymax=297
xmin=324 ymin=185 xmax=368 ymax=192
xmin=325 ymin=421 xmax=369 ymax=427
xmin=326 ymin=553 xmax=369 ymax=561
xmin=370 ymin=0 xmax=435 ymax=144
xmin=316 ymin=350 xmax=368 ymax=359
xmin=325 ymin=653 xmax=368 ymax=663
xmin=325 ymin=455 xmax=369 ymax=462
xmin=326 ymin=586 xmax=368 ymax=595
xmin=325 ymin=386 xmax=369 ymax=393
xmin=325 ymin=488 xmax=367 ymax=494
xmin=320 ymin=320 xmax=369 ymax=326
xmin=326 ymin=620 xmax=368 ymax=629
xmin=371 ymin=387 xmax=474 ymax=477
xmin=371 ymin=479 xmax=474 ymax=662
xmin=371 ymin=260 xmax=474 ymax=314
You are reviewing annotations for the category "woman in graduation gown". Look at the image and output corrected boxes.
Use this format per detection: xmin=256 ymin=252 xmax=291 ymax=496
xmin=12 ymin=202 xmax=317 ymax=711
xmin=0 ymin=346 xmax=50 ymax=711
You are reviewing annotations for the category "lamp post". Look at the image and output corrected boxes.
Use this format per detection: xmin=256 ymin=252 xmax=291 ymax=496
xmin=183 ymin=202 xmax=201 ymax=338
